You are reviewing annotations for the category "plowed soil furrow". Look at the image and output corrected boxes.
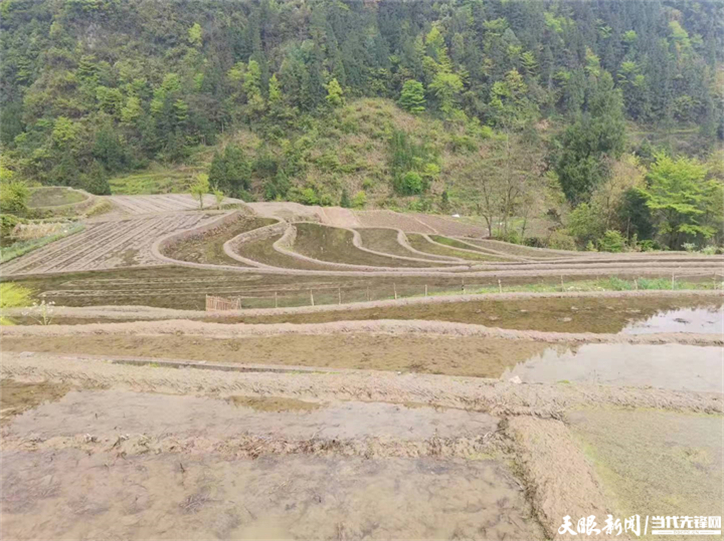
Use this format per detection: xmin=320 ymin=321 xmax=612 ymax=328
xmin=40 ymin=218 xmax=163 ymax=272
xmin=0 ymin=225 xmax=105 ymax=274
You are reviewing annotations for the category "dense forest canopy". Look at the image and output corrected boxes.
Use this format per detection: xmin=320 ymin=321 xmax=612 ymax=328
xmin=1 ymin=0 xmax=723 ymax=250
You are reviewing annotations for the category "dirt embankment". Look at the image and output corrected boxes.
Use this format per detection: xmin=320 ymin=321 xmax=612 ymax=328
xmin=502 ymin=416 xmax=614 ymax=540
xmin=2 ymin=318 xmax=720 ymax=346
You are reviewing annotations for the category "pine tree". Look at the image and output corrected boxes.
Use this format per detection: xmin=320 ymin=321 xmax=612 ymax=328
xmin=399 ymin=80 xmax=426 ymax=114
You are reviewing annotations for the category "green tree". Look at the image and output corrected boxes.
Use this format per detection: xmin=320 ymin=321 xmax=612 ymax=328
xmin=643 ymin=153 xmax=723 ymax=249
xmin=325 ymin=78 xmax=344 ymax=107
xmin=208 ymin=145 xmax=251 ymax=197
xmin=399 ymin=80 xmax=426 ymax=114
xmin=188 ymin=22 xmax=203 ymax=48
xmin=340 ymin=187 xmax=351 ymax=208
xmin=191 ymin=173 xmax=210 ymax=210
xmin=429 ymin=72 xmax=463 ymax=116
xmin=555 ymin=72 xmax=626 ymax=204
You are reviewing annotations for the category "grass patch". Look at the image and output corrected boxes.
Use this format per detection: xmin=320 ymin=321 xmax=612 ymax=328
xmin=28 ymin=187 xmax=86 ymax=208
xmin=0 ymin=222 xmax=84 ymax=263
xmin=109 ymin=163 xmax=208 ymax=195
xmin=0 ymin=283 xmax=33 ymax=325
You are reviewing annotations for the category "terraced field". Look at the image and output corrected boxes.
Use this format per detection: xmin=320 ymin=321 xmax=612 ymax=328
xmin=1 ymin=213 xmax=217 ymax=275
xmin=163 ymin=215 xmax=274 ymax=267
xmin=405 ymin=233 xmax=510 ymax=262
xmin=290 ymin=223 xmax=449 ymax=269
xmin=356 ymin=228 xmax=455 ymax=262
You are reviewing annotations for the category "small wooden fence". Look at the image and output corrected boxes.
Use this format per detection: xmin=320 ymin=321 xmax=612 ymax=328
xmin=205 ymin=295 xmax=242 ymax=312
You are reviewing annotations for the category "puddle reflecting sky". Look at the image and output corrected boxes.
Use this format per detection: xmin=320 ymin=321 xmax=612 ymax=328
xmin=503 ymin=343 xmax=723 ymax=393
xmin=622 ymin=306 xmax=724 ymax=335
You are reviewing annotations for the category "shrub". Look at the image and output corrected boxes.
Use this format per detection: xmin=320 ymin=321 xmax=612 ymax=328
xmin=597 ymin=230 xmax=626 ymax=253
xmin=547 ymin=230 xmax=576 ymax=250
xmin=396 ymin=171 xmax=424 ymax=195
xmin=1 ymin=214 xmax=22 ymax=237
xmin=683 ymin=242 xmax=697 ymax=252
xmin=0 ymin=179 xmax=29 ymax=214
xmin=352 ymin=190 xmax=367 ymax=209
xmin=701 ymin=245 xmax=718 ymax=255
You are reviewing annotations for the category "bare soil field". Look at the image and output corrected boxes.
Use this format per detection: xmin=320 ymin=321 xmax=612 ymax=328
xmin=0 ymin=213 xmax=218 ymax=276
xmin=412 ymin=213 xmax=488 ymax=237
xmin=461 ymin=238 xmax=581 ymax=259
xmin=355 ymin=210 xmax=437 ymax=233
xmin=107 ymin=194 xmax=246 ymax=215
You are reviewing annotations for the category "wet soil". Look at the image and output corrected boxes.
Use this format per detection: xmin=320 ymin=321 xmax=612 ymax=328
xmin=4 ymin=390 xmax=499 ymax=444
xmin=216 ymin=294 xmax=724 ymax=334
xmin=1 ymin=333 xmax=555 ymax=378
xmin=227 ymin=395 xmax=322 ymax=412
xmin=0 ymin=379 xmax=71 ymax=426
xmin=4 ymin=351 xmax=720 ymax=416
xmin=567 ymin=407 xmax=723 ymax=538
xmin=1 ymin=449 xmax=543 ymax=540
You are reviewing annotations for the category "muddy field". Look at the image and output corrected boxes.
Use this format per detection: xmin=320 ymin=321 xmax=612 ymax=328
xmin=2 ymin=199 xmax=723 ymax=540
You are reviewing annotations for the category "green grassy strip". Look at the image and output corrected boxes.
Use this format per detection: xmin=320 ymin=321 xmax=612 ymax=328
xmin=0 ymin=223 xmax=85 ymax=263
xmin=407 ymin=276 xmax=722 ymax=301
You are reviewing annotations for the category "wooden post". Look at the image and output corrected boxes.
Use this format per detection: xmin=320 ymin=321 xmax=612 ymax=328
xmin=310 ymin=289 xmax=315 ymax=306
xmin=424 ymin=284 xmax=428 ymax=297
xmin=393 ymin=283 xmax=397 ymax=300
xmin=274 ymin=291 xmax=278 ymax=308
xmin=366 ymin=286 xmax=370 ymax=302
xmin=498 ymin=279 xmax=502 ymax=294
xmin=338 ymin=286 xmax=342 ymax=305
xmin=671 ymin=273 xmax=675 ymax=290
xmin=634 ymin=279 xmax=638 ymax=291
xmin=560 ymin=275 xmax=564 ymax=291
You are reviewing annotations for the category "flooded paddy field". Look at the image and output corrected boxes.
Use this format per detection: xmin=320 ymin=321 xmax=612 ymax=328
xmin=503 ymin=343 xmax=723 ymax=392
xmin=0 ymin=333 xmax=554 ymax=378
xmin=0 ymin=385 xmax=542 ymax=541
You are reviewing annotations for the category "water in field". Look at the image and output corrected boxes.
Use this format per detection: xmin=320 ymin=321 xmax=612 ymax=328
xmin=619 ymin=306 xmax=724 ymax=335
xmin=502 ymin=343 xmax=723 ymax=393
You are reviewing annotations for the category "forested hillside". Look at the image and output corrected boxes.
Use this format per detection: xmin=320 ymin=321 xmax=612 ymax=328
xmin=1 ymin=0 xmax=723 ymax=250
